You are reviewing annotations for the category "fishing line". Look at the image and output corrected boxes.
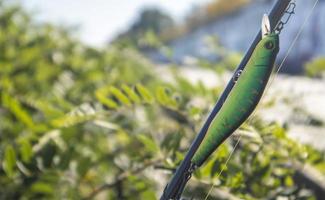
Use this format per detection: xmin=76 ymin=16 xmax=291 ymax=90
xmin=203 ymin=0 xmax=319 ymax=199
xmin=203 ymin=135 xmax=242 ymax=200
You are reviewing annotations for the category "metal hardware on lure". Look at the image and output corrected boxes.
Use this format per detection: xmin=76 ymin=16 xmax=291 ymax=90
xmin=173 ymin=163 xmax=196 ymax=199
xmin=232 ymin=70 xmax=243 ymax=83
xmin=275 ymin=1 xmax=296 ymax=34
xmin=191 ymin=15 xmax=280 ymax=167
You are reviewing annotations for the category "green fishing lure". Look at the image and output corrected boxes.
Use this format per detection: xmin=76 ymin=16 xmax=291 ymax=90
xmin=192 ymin=15 xmax=280 ymax=167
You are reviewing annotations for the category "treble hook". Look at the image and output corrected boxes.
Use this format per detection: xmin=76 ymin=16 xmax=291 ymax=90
xmin=275 ymin=0 xmax=296 ymax=34
xmin=174 ymin=163 xmax=196 ymax=200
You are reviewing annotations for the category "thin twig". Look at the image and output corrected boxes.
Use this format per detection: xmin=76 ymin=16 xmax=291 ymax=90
xmin=83 ymin=158 xmax=161 ymax=199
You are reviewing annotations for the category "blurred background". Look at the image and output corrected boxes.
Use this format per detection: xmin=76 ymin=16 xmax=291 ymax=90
xmin=1 ymin=0 xmax=324 ymax=199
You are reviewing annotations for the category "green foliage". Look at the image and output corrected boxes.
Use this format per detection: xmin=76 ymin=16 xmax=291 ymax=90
xmin=114 ymin=8 xmax=174 ymax=49
xmin=0 ymin=2 xmax=324 ymax=200
xmin=304 ymin=57 xmax=325 ymax=78
xmin=2 ymin=93 xmax=35 ymax=130
xmin=3 ymin=145 xmax=17 ymax=177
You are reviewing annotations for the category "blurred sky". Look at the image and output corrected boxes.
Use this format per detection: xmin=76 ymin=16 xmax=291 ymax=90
xmin=20 ymin=0 xmax=211 ymax=47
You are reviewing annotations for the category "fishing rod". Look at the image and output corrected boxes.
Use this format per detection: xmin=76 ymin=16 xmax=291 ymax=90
xmin=160 ymin=0 xmax=296 ymax=199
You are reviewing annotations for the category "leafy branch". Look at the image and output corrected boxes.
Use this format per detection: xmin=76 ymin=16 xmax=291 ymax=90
xmin=83 ymin=158 xmax=162 ymax=199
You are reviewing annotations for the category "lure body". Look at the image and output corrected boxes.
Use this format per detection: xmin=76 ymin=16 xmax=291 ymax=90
xmin=192 ymin=33 xmax=279 ymax=167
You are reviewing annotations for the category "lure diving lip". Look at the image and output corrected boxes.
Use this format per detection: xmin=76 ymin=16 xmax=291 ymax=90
xmin=262 ymin=14 xmax=271 ymax=38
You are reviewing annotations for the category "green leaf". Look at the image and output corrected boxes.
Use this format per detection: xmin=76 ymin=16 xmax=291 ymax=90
xmin=156 ymin=87 xmax=178 ymax=108
xmin=228 ymin=172 xmax=244 ymax=189
xmin=304 ymin=57 xmax=325 ymax=77
xmin=31 ymin=182 xmax=54 ymax=194
xmin=109 ymin=86 xmax=131 ymax=106
xmin=156 ymin=86 xmax=170 ymax=105
xmin=19 ymin=139 xmax=33 ymax=163
xmin=284 ymin=176 xmax=294 ymax=186
xmin=2 ymin=93 xmax=35 ymax=129
xmin=77 ymin=157 xmax=91 ymax=177
xmin=95 ymin=87 xmax=118 ymax=109
xmin=272 ymin=125 xmax=286 ymax=139
xmin=121 ymin=84 xmax=141 ymax=104
xmin=51 ymin=112 xmax=95 ymax=128
xmin=21 ymin=96 xmax=64 ymax=119
xmin=136 ymin=134 xmax=159 ymax=154
xmin=141 ymin=190 xmax=156 ymax=199
xmin=161 ymin=132 xmax=182 ymax=152
xmin=3 ymin=144 xmax=17 ymax=177
xmin=135 ymin=84 xmax=154 ymax=104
